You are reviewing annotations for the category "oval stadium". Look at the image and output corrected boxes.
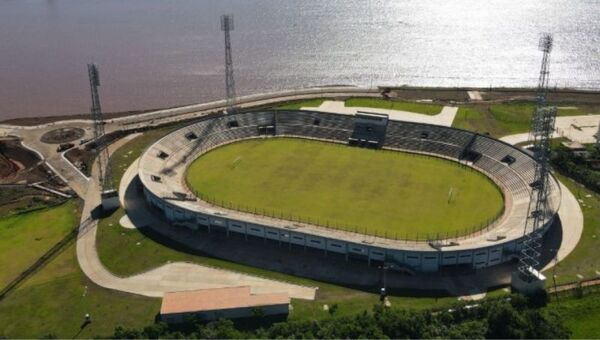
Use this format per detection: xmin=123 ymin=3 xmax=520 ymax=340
xmin=137 ymin=110 xmax=561 ymax=274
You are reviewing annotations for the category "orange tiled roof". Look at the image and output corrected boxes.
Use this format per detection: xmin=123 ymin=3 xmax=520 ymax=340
xmin=160 ymin=286 xmax=290 ymax=315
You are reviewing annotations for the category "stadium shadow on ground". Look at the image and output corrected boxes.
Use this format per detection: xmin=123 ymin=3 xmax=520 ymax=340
xmin=130 ymin=202 xmax=523 ymax=296
xmin=137 ymin=210 xmax=563 ymax=295
xmin=134 ymin=218 xmax=392 ymax=294
xmin=538 ymin=217 xmax=563 ymax=270
xmin=122 ymin=175 xmax=563 ymax=296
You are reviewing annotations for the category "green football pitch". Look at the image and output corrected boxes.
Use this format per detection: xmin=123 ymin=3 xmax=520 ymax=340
xmin=186 ymin=138 xmax=504 ymax=240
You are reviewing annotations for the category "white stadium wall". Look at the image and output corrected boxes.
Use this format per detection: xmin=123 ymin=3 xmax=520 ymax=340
xmin=137 ymin=110 xmax=560 ymax=274
xmin=144 ymin=185 xmax=555 ymax=273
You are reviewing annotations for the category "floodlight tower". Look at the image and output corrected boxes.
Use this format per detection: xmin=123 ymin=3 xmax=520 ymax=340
xmin=221 ymin=14 xmax=236 ymax=114
xmin=535 ymin=34 xmax=553 ymax=105
xmin=512 ymin=34 xmax=557 ymax=294
xmin=87 ymin=63 xmax=119 ymax=211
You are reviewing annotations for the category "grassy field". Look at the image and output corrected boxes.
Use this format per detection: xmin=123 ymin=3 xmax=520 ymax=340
xmin=273 ymin=99 xmax=325 ymax=110
xmin=345 ymin=97 xmax=443 ymax=115
xmin=546 ymin=289 xmax=600 ymax=338
xmin=0 ymin=128 xmax=183 ymax=338
xmin=186 ymin=138 xmax=504 ymax=239
xmin=0 ymin=201 xmax=79 ymax=287
xmin=0 ymin=199 xmax=159 ymax=338
xmin=452 ymin=103 xmax=540 ymax=136
xmin=544 ymin=173 xmax=600 ymax=285
xmin=452 ymin=102 xmax=600 ymax=137
xmin=0 ymin=242 xmax=159 ymax=338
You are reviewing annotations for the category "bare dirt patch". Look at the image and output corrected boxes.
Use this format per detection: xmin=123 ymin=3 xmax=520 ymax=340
xmin=40 ymin=127 xmax=85 ymax=144
xmin=0 ymin=138 xmax=65 ymax=188
xmin=0 ymin=153 xmax=17 ymax=178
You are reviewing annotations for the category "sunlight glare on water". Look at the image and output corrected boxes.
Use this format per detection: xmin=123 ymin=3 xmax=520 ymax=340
xmin=0 ymin=0 xmax=598 ymax=119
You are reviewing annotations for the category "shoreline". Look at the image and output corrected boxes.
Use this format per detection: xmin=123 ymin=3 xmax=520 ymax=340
xmin=2 ymin=85 xmax=600 ymax=127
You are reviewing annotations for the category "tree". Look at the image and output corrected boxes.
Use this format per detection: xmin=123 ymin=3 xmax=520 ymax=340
xmin=111 ymin=294 xmax=571 ymax=339
xmin=373 ymin=305 xmax=427 ymax=338
xmin=198 ymin=319 xmax=242 ymax=339
xmin=143 ymin=322 xmax=168 ymax=339
xmin=522 ymin=309 xmax=570 ymax=339
xmin=485 ymin=301 xmax=527 ymax=339
xmin=113 ymin=326 xmax=143 ymax=339
xmin=328 ymin=304 xmax=338 ymax=316
xmin=445 ymin=320 xmax=487 ymax=339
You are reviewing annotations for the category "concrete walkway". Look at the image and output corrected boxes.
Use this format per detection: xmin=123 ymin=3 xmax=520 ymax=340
xmin=467 ymin=91 xmax=483 ymax=101
xmin=500 ymin=114 xmax=600 ymax=145
xmin=304 ymin=100 xmax=458 ymax=126
xmin=544 ymin=181 xmax=585 ymax=271
xmin=500 ymin=132 xmax=584 ymax=272
xmin=554 ymin=115 xmax=600 ymax=143
xmin=76 ymin=140 xmax=316 ymax=300
xmin=18 ymin=125 xmax=93 ymax=197
xmin=499 ymin=133 xmax=531 ymax=146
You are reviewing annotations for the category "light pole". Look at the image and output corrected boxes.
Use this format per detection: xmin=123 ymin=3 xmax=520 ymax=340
xmin=378 ymin=264 xmax=389 ymax=304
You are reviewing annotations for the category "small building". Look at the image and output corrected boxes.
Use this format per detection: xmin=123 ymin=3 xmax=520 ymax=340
xmin=159 ymin=286 xmax=290 ymax=323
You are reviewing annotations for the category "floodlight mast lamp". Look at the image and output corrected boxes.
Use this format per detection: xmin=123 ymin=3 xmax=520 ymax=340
xmin=536 ymin=34 xmax=553 ymax=106
xmin=518 ymin=34 xmax=557 ymax=282
xmin=87 ymin=63 xmax=113 ymax=191
xmin=221 ymin=14 xmax=236 ymax=114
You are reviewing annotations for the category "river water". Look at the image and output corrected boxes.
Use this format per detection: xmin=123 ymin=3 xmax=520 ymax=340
xmin=0 ymin=0 xmax=599 ymax=120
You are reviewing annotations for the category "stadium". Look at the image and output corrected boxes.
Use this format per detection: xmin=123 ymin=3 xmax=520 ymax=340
xmin=137 ymin=109 xmax=561 ymax=274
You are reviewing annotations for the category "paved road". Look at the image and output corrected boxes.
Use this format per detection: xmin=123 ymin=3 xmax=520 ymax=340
xmin=13 ymin=123 xmax=93 ymax=197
